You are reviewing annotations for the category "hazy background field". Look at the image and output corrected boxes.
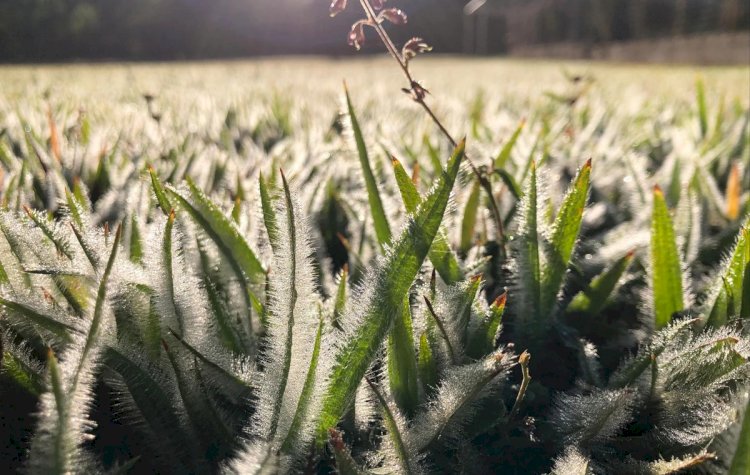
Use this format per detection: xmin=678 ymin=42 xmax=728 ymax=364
xmin=2 ymin=58 xmax=748 ymax=123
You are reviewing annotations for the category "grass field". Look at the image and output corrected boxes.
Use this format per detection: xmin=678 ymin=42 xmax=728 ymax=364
xmin=0 ymin=58 xmax=749 ymax=474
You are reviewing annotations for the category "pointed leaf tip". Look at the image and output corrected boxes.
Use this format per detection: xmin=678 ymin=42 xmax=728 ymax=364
xmin=493 ymin=292 xmax=508 ymax=308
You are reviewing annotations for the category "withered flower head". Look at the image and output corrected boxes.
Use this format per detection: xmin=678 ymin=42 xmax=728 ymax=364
xmin=348 ymin=20 xmax=369 ymax=50
xmin=379 ymin=8 xmax=407 ymax=25
xmin=402 ymin=37 xmax=432 ymax=62
xmin=329 ymin=0 xmax=347 ymax=17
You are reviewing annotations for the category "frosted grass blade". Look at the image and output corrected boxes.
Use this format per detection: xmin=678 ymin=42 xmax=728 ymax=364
xmin=460 ymin=180 xmax=480 ymax=255
xmin=315 ymin=140 xmax=465 ymax=443
xmin=392 ymin=157 xmax=463 ymax=284
xmin=539 ymin=159 xmax=591 ymax=318
xmin=651 ymin=186 xmax=684 ymax=329
xmin=387 ymin=296 xmax=419 ymax=416
xmin=344 ymin=85 xmax=391 ymax=248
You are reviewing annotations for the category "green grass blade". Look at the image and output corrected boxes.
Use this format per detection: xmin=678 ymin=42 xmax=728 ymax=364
xmin=651 ymin=186 xmax=684 ymax=329
xmin=706 ymin=224 xmax=748 ymax=326
xmin=64 ymin=189 xmax=84 ymax=229
xmin=1 ymin=348 xmax=44 ymax=396
xmin=468 ymin=292 xmax=507 ymax=359
xmin=729 ymin=397 xmax=750 ymax=475
xmin=24 ymin=207 xmax=73 ymax=260
xmin=148 ymin=166 xmax=172 ymax=216
xmin=129 ymin=215 xmax=143 ymax=264
xmin=418 ymin=332 xmax=437 ymax=395
xmin=179 ymin=178 xmax=265 ymax=282
xmin=392 ymin=157 xmax=463 ymax=284
xmin=161 ymin=211 xmax=183 ymax=335
xmin=197 ymin=245 xmax=245 ymax=354
xmin=259 ymin=172 xmax=279 ymax=251
xmin=0 ymin=298 xmax=79 ymax=342
xmin=696 ymin=78 xmax=708 ymax=139
xmin=344 ymin=85 xmax=391 ymax=248
xmin=315 ymin=139 xmax=465 ymax=444
xmin=387 ymin=296 xmax=419 ymax=416
xmin=79 ymin=224 xmax=121 ymax=370
xmin=494 ymin=120 xmax=525 ymax=169
xmin=515 ymin=160 xmax=541 ymax=325
xmin=495 ymin=168 xmax=523 ymax=201
xmin=460 ymin=180 xmax=481 ymax=255
xmin=165 ymin=181 xmax=264 ymax=334
xmin=267 ymin=171 xmax=299 ymax=440
xmin=539 ymin=159 xmax=591 ymax=318
xmin=46 ymin=349 xmax=68 ymax=474
xmin=333 ymin=265 xmax=348 ymax=330
xmin=567 ymin=251 xmax=634 ymax=315
xmin=742 ymin=231 xmax=750 ymax=319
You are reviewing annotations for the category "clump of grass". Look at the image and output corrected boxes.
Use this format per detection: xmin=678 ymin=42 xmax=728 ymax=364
xmin=0 ymin=6 xmax=747 ymax=473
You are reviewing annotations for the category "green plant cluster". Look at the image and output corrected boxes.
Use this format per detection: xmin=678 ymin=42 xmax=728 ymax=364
xmin=0 ymin=65 xmax=748 ymax=474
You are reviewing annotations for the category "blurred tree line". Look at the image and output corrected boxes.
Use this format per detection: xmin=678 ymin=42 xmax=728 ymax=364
xmin=0 ymin=0 xmax=746 ymax=61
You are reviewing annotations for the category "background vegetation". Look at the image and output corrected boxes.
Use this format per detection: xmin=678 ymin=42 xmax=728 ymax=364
xmin=0 ymin=0 xmax=748 ymax=61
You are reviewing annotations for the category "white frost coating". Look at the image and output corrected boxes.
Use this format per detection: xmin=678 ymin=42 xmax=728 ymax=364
xmin=27 ymin=276 xmax=118 ymax=474
xmin=549 ymin=448 xmax=592 ymax=475
xmin=232 ymin=180 xmax=326 ymax=467
xmin=406 ymin=351 xmax=513 ymax=451
xmin=552 ymin=387 xmax=636 ymax=445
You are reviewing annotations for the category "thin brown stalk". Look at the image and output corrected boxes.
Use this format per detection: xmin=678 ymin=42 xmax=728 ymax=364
xmin=355 ymin=0 xmax=506 ymax=253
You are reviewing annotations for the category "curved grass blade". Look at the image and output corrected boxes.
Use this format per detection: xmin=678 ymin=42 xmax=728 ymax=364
xmin=344 ymin=84 xmax=391 ymax=248
xmin=0 ymin=297 xmax=79 ymax=342
xmin=651 ymin=186 xmax=684 ymax=329
xmin=103 ymin=346 xmax=195 ymax=473
xmin=409 ymin=351 xmax=511 ymax=451
xmin=315 ymin=140 xmax=465 ymax=444
xmin=167 ymin=179 xmax=265 ymax=283
xmin=197 ymin=244 xmax=244 ymax=354
xmin=567 ymin=251 xmax=634 ymax=315
xmin=494 ymin=120 xmax=525 ymax=169
xmin=366 ymin=378 xmax=419 ymax=474
xmin=162 ymin=339 xmax=234 ymax=460
xmin=24 ymin=207 xmax=73 ymax=260
xmin=392 ymin=157 xmax=463 ymax=284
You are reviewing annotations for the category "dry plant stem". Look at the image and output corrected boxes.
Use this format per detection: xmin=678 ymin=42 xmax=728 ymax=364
xmin=508 ymin=351 xmax=531 ymax=421
xmin=358 ymin=0 xmax=506 ymax=253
